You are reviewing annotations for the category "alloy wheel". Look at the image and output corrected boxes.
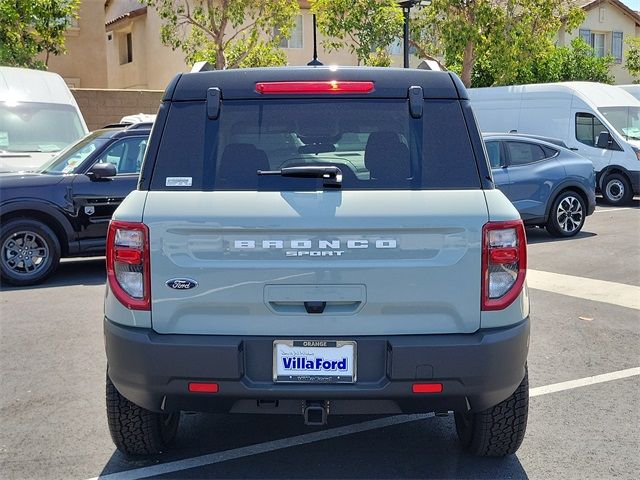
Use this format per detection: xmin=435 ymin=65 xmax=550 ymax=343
xmin=556 ymin=196 xmax=583 ymax=234
xmin=2 ymin=231 xmax=50 ymax=277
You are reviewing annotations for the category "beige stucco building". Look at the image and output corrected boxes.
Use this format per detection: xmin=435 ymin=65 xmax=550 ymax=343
xmin=560 ymin=0 xmax=640 ymax=84
xmin=43 ymin=0 xmax=108 ymax=88
xmin=48 ymin=0 xmax=418 ymax=90
xmin=101 ymin=0 xmax=416 ymax=90
xmin=47 ymin=0 xmax=639 ymax=89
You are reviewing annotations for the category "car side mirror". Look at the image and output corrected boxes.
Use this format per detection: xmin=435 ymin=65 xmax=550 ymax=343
xmin=87 ymin=162 xmax=117 ymax=180
xmin=596 ymin=131 xmax=612 ymax=149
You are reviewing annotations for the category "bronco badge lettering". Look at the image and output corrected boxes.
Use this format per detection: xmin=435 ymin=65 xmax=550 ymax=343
xmin=233 ymin=239 xmax=397 ymax=257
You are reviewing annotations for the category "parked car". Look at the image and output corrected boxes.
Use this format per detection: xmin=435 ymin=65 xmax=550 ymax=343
xmin=104 ymin=67 xmax=530 ymax=458
xmin=469 ymin=82 xmax=640 ymax=205
xmin=0 ymin=123 xmax=151 ymax=286
xmin=484 ymin=133 xmax=596 ymax=237
xmin=0 ymin=66 xmax=89 ymax=172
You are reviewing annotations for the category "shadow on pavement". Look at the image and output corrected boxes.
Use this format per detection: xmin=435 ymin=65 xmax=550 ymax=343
xmin=595 ymin=197 xmax=640 ymax=208
xmin=0 ymin=257 xmax=105 ymax=291
xmin=98 ymin=413 xmax=529 ymax=479
xmin=525 ymin=227 xmax=596 ymax=245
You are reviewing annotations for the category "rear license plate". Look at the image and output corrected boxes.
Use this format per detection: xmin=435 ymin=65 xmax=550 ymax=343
xmin=273 ymin=340 xmax=357 ymax=383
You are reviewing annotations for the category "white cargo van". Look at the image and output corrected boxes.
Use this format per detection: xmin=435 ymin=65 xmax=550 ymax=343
xmin=0 ymin=67 xmax=88 ymax=172
xmin=619 ymin=85 xmax=640 ymax=102
xmin=469 ymin=82 xmax=640 ymax=205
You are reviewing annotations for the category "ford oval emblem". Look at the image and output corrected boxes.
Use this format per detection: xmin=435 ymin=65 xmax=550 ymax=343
xmin=166 ymin=278 xmax=198 ymax=290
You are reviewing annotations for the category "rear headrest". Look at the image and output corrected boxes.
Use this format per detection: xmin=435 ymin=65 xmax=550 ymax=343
xmin=218 ymin=143 xmax=270 ymax=186
xmin=364 ymin=132 xmax=410 ymax=183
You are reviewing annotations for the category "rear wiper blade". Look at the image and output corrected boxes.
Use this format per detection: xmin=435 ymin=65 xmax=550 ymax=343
xmin=258 ymin=165 xmax=342 ymax=188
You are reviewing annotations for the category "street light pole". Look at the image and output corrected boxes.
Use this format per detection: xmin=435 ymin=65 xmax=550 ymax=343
xmin=403 ymin=6 xmax=410 ymax=68
xmin=398 ymin=1 xmax=430 ymax=68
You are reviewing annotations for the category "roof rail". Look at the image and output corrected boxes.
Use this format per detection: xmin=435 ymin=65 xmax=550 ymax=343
xmin=125 ymin=122 xmax=154 ymax=130
xmin=102 ymin=123 xmax=131 ymax=129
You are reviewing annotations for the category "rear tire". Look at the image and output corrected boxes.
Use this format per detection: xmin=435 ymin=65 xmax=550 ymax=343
xmin=106 ymin=373 xmax=179 ymax=456
xmin=0 ymin=218 xmax=61 ymax=286
xmin=455 ymin=368 xmax=528 ymax=457
xmin=546 ymin=191 xmax=585 ymax=238
xmin=602 ymin=173 xmax=633 ymax=205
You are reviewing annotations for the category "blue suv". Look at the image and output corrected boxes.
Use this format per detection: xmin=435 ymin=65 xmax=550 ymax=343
xmin=484 ymin=133 xmax=596 ymax=237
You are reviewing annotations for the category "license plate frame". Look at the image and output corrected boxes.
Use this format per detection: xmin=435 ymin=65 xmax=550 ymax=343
xmin=272 ymin=340 xmax=357 ymax=384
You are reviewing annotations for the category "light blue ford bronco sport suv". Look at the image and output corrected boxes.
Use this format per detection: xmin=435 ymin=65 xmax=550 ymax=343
xmin=104 ymin=67 xmax=530 ymax=457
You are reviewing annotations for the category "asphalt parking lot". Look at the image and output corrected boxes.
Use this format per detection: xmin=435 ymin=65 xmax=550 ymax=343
xmin=1 ymin=199 xmax=639 ymax=480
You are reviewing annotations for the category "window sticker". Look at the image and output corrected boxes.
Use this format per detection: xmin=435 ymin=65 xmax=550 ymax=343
xmin=0 ymin=131 xmax=8 ymax=148
xmin=166 ymin=177 xmax=192 ymax=187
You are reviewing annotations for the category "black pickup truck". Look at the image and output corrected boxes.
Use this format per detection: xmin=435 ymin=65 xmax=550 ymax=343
xmin=0 ymin=123 xmax=151 ymax=285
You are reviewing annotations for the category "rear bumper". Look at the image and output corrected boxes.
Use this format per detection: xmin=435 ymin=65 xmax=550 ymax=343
xmin=105 ymin=318 xmax=529 ymax=415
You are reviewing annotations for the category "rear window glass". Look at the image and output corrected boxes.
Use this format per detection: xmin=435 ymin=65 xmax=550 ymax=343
xmin=150 ymin=99 xmax=481 ymax=191
xmin=506 ymin=141 xmax=547 ymax=165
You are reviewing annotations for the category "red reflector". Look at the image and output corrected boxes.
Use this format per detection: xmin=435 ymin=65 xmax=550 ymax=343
xmin=114 ymin=248 xmax=142 ymax=264
xmin=489 ymin=248 xmax=518 ymax=264
xmin=412 ymin=383 xmax=443 ymax=393
xmin=256 ymin=81 xmax=374 ymax=94
xmin=188 ymin=382 xmax=219 ymax=393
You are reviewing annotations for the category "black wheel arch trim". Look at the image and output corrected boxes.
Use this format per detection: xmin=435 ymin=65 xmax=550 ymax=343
xmin=0 ymin=200 xmax=78 ymax=255
xmin=543 ymin=181 xmax=590 ymax=222
xmin=597 ymin=165 xmax=637 ymax=191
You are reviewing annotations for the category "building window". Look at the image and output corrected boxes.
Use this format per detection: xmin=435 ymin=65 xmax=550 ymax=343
xmin=276 ymin=15 xmax=303 ymax=49
xmin=388 ymin=38 xmax=403 ymax=55
xmin=119 ymin=32 xmax=133 ymax=65
xmin=579 ymin=29 xmax=607 ymax=58
xmin=387 ymin=37 xmax=416 ymax=56
xmin=591 ymin=33 xmax=605 ymax=58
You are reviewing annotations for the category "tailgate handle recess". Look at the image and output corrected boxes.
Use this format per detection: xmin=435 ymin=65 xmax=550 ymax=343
xmin=264 ymin=284 xmax=366 ymax=316
xmin=304 ymin=301 xmax=326 ymax=314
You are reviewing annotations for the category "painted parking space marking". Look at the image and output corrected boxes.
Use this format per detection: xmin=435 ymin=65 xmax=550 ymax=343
xmin=527 ymin=269 xmax=640 ymax=310
xmin=593 ymin=207 xmax=639 ymax=213
xmin=87 ymin=413 xmax=434 ymax=480
xmin=530 ymin=367 xmax=640 ymax=397
xmin=87 ymin=367 xmax=640 ymax=480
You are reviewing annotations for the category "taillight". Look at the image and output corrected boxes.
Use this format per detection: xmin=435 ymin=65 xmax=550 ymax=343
xmin=256 ymin=81 xmax=374 ymax=94
xmin=106 ymin=221 xmax=150 ymax=310
xmin=481 ymin=220 xmax=527 ymax=311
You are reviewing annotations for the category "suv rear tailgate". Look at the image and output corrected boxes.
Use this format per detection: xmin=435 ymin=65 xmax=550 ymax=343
xmin=144 ymin=190 xmax=488 ymax=336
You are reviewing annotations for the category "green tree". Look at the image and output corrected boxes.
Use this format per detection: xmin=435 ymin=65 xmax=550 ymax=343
xmin=144 ymin=0 xmax=299 ymax=70
xmin=411 ymin=0 xmax=584 ymax=87
xmin=535 ymin=38 xmax=615 ymax=84
xmin=0 ymin=0 xmax=80 ymax=69
xmin=625 ymin=37 xmax=640 ymax=83
xmin=311 ymin=0 xmax=403 ymax=67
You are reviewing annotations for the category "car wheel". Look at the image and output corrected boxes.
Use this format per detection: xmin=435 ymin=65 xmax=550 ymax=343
xmin=0 ymin=218 xmax=61 ymax=286
xmin=546 ymin=191 xmax=585 ymax=238
xmin=455 ymin=367 xmax=529 ymax=457
xmin=602 ymin=173 xmax=633 ymax=205
xmin=106 ymin=373 xmax=180 ymax=456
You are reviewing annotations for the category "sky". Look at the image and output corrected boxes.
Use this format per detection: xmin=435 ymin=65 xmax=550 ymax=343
xmin=621 ymin=0 xmax=640 ymax=11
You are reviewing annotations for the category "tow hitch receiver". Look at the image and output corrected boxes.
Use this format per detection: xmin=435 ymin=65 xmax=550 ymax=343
xmin=303 ymin=401 xmax=328 ymax=426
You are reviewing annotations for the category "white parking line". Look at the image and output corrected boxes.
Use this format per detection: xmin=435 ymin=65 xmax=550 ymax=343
xmin=593 ymin=207 xmax=638 ymax=213
xmin=87 ymin=413 xmax=434 ymax=480
xmin=527 ymin=269 xmax=640 ymax=310
xmin=87 ymin=366 xmax=640 ymax=480
xmin=530 ymin=367 xmax=640 ymax=397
